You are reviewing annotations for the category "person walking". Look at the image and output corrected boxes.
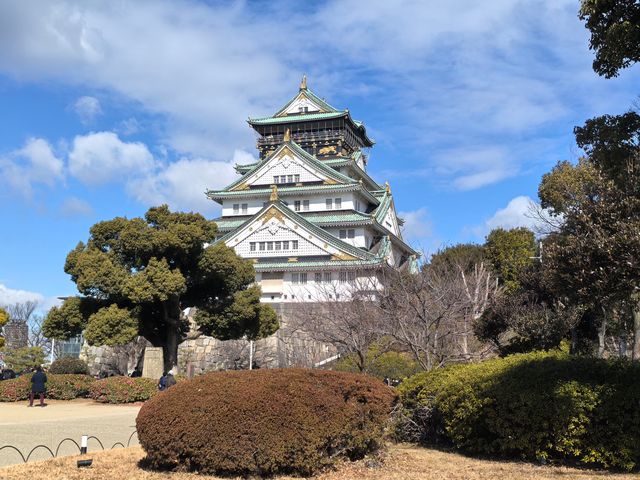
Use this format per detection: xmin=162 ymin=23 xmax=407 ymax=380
xmin=29 ymin=366 xmax=47 ymax=407
xmin=165 ymin=369 xmax=177 ymax=389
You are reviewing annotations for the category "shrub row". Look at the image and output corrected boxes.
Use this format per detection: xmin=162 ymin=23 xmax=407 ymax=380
xmin=90 ymin=376 xmax=158 ymax=403
xmin=0 ymin=374 xmax=95 ymax=401
xmin=0 ymin=374 xmax=158 ymax=403
xmin=397 ymin=350 xmax=640 ymax=471
xmin=49 ymin=356 xmax=89 ymax=375
xmin=137 ymin=369 xmax=395 ymax=476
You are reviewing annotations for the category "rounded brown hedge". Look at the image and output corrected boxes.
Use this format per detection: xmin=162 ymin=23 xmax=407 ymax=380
xmin=136 ymin=369 xmax=396 ymax=476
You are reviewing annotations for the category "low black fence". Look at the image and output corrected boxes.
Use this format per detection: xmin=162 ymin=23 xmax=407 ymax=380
xmin=0 ymin=430 xmax=138 ymax=464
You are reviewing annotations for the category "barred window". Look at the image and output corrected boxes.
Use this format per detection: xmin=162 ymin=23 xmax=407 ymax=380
xmin=339 ymin=229 xmax=347 ymax=239
xmin=273 ymin=176 xmax=279 ymax=184
xmin=339 ymin=271 xmax=347 ymax=283
xmin=287 ymin=175 xmax=293 ymax=183
xmin=294 ymin=174 xmax=300 ymax=183
xmin=326 ymin=198 xmax=333 ymax=210
xmin=323 ymin=272 xmax=332 ymax=283
xmin=300 ymin=273 xmax=308 ymax=284
xmin=241 ymin=203 xmax=248 ymax=214
xmin=292 ymin=240 xmax=299 ymax=250
xmin=303 ymin=200 xmax=309 ymax=211
xmin=233 ymin=204 xmax=239 ymax=214
xmin=250 ymin=242 xmax=256 ymax=252
xmin=283 ymin=241 xmax=289 ymax=250
xmin=335 ymin=198 xmax=342 ymax=209
xmin=348 ymin=271 xmax=356 ymax=282
xmin=347 ymin=229 xmax=355 ymax=239
xmin=292 ymin=273 xmax=299 ymax=284
xmin=275 ymin=241 xmax=281 ymax=251
xmin=259 ymin=242 xmax=266 ymax=251
xmin=294 ymin=200 xmax=301 ymax=211
xmin=267 ymin=242 xmax=274 ymax=251
xmin=315 ymin=272 xmax=322 ymax=283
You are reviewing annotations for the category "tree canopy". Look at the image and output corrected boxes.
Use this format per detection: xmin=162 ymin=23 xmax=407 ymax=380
xmin=580 ymin=0 xmax=640 ymax=78
xmin=0 ymin=307 xmax=8 ymax=349
xmin=43 ymin=205 xmax=278 ymax=370
xmin=484 ymin=228 xmax=536 ymax=293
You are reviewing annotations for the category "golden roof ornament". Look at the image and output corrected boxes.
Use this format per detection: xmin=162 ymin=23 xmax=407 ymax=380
xmin=385 ymin=181 xmax=391 ymax=194
xmin=300 ymin=74 xmax=307 ymax=90
xmin=283 ymin=128 xmax=291 ymax=142
xmin=270 ymin=184 xmax=279 ymax=202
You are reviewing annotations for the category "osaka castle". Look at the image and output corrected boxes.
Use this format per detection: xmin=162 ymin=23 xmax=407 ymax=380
xmin=207 ymin=76 xmax=418 ymax=303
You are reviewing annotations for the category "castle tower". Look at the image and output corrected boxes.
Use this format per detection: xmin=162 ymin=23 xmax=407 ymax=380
xmin=207 ymin=78 xmax=417 ymax=303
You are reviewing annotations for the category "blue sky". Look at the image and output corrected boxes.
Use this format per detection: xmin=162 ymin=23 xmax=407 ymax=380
xmin=0 ymin=0 xmax=638 ymax=310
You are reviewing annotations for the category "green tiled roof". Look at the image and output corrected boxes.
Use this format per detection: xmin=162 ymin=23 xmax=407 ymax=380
xmin=221 ymin=140 xmax=357 ymax=192
xmin=272 ymin=88 xmax=339 ymax=117
xmin=249 ymin=111 xmax=347 ymax=125
xmin=213 ymin=209 xmax=373 ymax=231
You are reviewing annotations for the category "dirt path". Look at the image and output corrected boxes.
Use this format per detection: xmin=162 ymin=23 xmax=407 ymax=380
xmin=0 ymin=399 xmax=140 ymax=467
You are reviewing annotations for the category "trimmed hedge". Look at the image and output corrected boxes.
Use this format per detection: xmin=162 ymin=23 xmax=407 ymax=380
xmin=136 ymin=369 xmax=396 ymax=476
xmin=397 ymin=351 xmax=640 ymax=471
xmin=0 ymin=374 xmax=95 ymax=401
xmin=49 ymin=356 xmax=89 ymax=375
xmin=90 ymin=376 xmax=157 ymax=403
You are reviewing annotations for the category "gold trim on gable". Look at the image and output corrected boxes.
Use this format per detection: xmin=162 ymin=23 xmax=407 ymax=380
xmin=331 ymin=253 xmax=357 ymax=261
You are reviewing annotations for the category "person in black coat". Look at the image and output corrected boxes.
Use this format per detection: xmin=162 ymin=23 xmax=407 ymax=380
xmin=29 ymin=366 xmax=47 ymax=407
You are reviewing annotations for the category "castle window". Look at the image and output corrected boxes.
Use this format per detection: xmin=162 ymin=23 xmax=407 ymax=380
xmin=292 ymin=273 xmax=299 ymax=284
xmin=303 ymin=200 xmax=309 ymax=211
xmin=283 ymin=241 xmax=289 ymax=250
xmin=323 ymin=272 xmax=332 ymax=283
xmin=292 ymin=240 xmax=299 ymax=249
xmin=233 ymin=204 xmax=239 ymax=214
xmin=315 ymin=272 xmax=322 ymax=283
xmin=287 ymin=175 xmax=293 ymax=183
xmin=326 ymin=198 xmax=333 ymax=210
xmin=267 ymin=242 xmax=274 ymax=251
xmin=275 ymin=241 xmax=281 ymax=251
xmin=280 ymin=175 xmax=286 ymax=183
xmin=294 ymin=200 xmax=301 ymax=211
xmin=295 ymin=174 xmax=300 ymax=183
xmin=250 ymin=242 xmax=256 ymax=252
xmin=348 ymin=271 xmax=356 ymax=282
xmin=259 ymin=242 xmax=265 ymax=251
xmin=300 ymin=273 xmax=307 ymax=284
xmin=335 ymin=198 xmax=342 ymax=209
xmin=339 ymin=271 xmax=347 ymax=283
xmin=348 ymin=229 xmax=355 ymax=239
xmin=241 ymin=203 xmax=248 ymax=214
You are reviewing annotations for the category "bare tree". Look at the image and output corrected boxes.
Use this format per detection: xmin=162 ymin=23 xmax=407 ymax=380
xmin=290 ymin=273 xmax=388 ymax=373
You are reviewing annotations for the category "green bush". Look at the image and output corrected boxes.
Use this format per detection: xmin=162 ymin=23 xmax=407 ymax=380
xmin=136 ymin=369 xmax=396 ymax=476
xmin=397 ymin=351 xmax=640 ymax=471
xmin=0 ymin=374 xmax=95 ymax=401
xmin=335 ymin=350 xmax=422 ymax=381
xmin=90 ymin=376 xmax=157 ymax=403
xmin=49 ymin=356 xmax=89 ymax=375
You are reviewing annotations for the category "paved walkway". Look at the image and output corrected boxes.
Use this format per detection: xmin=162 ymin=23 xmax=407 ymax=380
xmin=0 ymin=399 xmax=141 ymax=467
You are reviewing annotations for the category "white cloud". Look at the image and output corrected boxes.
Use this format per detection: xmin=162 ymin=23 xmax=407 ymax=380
xmin=73 ymin=95 xmax=101 ymax=124
xmin=0 ymin=137 xmax=64 ymax=198
xmin=474 ymin=195 xmax=555 ymax=238
xmin=59 ymin=196 xmax=93 ymax=217
xmin=129 ymin=155 xmax=239 ymax=215
xmin=400 ymin=207 xmax=433 ymax=243
xmin=0 ymin=284 xmax=44 ymax=307
xmin=68 ymin=131 xmax=155 ymax=184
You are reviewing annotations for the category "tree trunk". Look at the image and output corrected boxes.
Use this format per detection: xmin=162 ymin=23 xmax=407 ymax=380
xmin=632 ymin=306 xmax=640 ymax=361
xmin=619 ymin=331 xmax=628 ymax=359
xmin=161 ymin=297 xmax=182 ymax=372
xmin=597 ymin=307 xmax=607 ymax=359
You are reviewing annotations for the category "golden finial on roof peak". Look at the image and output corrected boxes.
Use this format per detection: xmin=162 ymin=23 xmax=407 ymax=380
xmin=385 ymin=181 xmax=391 ymax=194
xmin=270 ymin=184 xmax=279 ymax=202
xmin=283 ymin=128 xmax=291 ymax=142
xmin=300 ymin=74 xmax=307 ymax=90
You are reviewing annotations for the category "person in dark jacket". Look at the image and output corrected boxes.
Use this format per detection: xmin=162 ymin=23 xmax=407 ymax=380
xmin=29 ymin=366 xmax=47 ymax=407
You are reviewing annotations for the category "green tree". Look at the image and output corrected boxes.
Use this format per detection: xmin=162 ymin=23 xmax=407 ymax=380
xmin=540 ymin=112 xmax=640 ymax=359
xmin=484 ymin=228 xmax=536 ymax=292
xmin=43 ymin=205 xmax=278 ymax=371
xmin=579 ymin=0 xmax=640 ymax=78
xmin=0 ymin=307 xmax=8 ymax=348
xmin=3 ymin=346 xmax=45 ymax=372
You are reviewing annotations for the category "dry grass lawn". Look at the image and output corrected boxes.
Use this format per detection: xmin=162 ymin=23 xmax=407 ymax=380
xmin=0 ymin=444 xmax=635 ymax=480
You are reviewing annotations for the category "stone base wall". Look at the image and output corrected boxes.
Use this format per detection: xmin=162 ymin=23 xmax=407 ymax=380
xmin=80 ymin=303 xmax=337 ymax=377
